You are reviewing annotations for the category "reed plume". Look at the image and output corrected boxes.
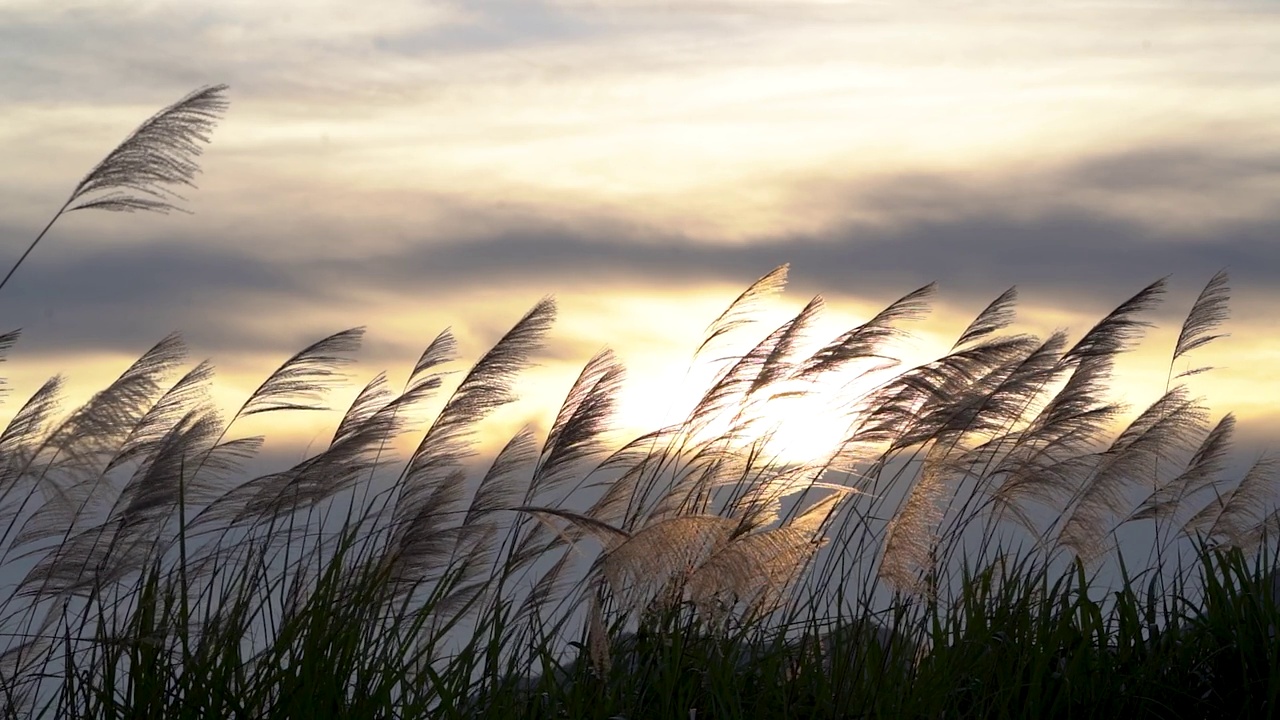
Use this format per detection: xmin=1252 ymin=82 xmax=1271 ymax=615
xmin=0 ymin=85 xmax=229 ymax=295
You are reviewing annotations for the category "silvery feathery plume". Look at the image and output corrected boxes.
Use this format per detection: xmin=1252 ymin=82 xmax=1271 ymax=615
xmin=0 ymin=84 xmax=230 ymax=294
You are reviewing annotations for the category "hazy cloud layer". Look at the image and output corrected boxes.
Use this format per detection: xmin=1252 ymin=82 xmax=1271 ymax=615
xmin=6 ymin=143 xmax=1277 ymax=338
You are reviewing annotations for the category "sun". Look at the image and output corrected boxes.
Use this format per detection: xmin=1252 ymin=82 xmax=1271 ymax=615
xmin=748 ymin=381 xmax=861 ymax=467
xmin=615 ymin=367 xmax=879 ymax=471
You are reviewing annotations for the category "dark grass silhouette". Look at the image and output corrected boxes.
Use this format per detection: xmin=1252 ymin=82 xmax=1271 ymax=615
xmin=1 ymin=85 xmax=1278 ymax=719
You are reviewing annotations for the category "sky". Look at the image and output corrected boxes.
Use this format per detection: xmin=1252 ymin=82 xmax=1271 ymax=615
xmin=1 ymin=0 xmax=1278 ymax=470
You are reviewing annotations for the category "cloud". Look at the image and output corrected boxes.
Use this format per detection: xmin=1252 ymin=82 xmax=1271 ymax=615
xmin=5 ymin=138 xmax=1279 ymax=333
xmin=2 ymin=0 xmax=1278 ymax=458
xmin=2 ymin=139 xmax=1277 ymax=436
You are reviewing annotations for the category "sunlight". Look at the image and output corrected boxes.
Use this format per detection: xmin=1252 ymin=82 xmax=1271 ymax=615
xmin=608 ymin=362 xmax=860 ymax=469
xmin=736 ymin=376 xmax=865 ymax=468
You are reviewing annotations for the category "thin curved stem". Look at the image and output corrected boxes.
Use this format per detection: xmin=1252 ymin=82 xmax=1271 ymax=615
xmin=0 ymin=200 xmax=70 ymax=296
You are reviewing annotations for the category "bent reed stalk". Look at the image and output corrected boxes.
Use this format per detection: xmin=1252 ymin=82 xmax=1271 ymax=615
xmin=1 ymin=86 xmax=1278 ymax=719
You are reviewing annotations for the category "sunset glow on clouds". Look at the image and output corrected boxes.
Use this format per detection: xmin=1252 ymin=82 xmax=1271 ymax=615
xmin=1 ymin=0 xmax=1277 ymax=466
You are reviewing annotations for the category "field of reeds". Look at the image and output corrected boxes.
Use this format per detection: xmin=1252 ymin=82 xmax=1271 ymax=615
xmin=1 ymin=85 xmax=1278 ymax=719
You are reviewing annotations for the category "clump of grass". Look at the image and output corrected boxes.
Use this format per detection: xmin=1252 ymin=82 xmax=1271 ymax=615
xmin=1 ymin=85 xmax=1278 ymax=719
